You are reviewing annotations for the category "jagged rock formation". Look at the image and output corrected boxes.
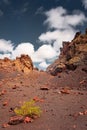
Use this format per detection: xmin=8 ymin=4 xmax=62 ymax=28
xmin=0 ymin=54 xmax=33 ymax=73
xmin=47 ymin=29 xmax=87 ymax=76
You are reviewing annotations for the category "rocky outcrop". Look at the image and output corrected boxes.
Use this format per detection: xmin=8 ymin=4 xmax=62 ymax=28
xmin=13 ymin=54 xmax=33 ymax=73
xmin=47 ymin=29 xmax=87 ymax=76
xmin=0 ymin=54 xmax=33 ymax=73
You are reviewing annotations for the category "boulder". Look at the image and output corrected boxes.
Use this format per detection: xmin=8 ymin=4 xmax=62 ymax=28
xmin=13 ymin=54 xmax=33 ymax=73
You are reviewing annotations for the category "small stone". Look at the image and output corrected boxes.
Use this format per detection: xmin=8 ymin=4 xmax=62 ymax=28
xmin=24 ymin=116 xmax=33 ymax=123
xmin=2 ymin=123 xmax=10 ymax=128
xmin=3 ymin=101 xmax=8 ymax=106
xmin=40 ymin=86 xmax=49 ymax=90
xmin=73 ymin=124 xmax=77 ymax=129
xmin=61 ymin=88 xmax=70 ymax=94
xmin=78 ymin=112 xmax=84 ymax=115
xmin=84 ymin=110 xmax=87 ymax=115
xmin=12 ymin=85 xmax=17 ymax=89
xmin=8 ymin=116 xmax=24 ymax=125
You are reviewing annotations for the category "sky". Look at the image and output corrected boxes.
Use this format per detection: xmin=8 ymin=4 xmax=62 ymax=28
xmin=0 ymin=0 xmax=87 ymax=70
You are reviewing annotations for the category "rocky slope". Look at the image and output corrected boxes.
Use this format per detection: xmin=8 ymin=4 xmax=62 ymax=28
xmin=47 ymin=29 xmax=87 ymax=76
xmin=0 ymin=54 xmax=33 ymax=74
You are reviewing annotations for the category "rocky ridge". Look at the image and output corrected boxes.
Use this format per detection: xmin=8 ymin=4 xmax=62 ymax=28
xmin=0 ymin=54 xmax=33 ymax=74
xmin=47 ymin=29 xmax=87 ymax=76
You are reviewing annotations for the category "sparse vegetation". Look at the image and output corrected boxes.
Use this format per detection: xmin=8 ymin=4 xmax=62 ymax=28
xmin=14 ymin=100 xmax=42 ymax=118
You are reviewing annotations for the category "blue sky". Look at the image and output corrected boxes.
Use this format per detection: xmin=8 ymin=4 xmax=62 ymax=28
xmin=0 ymin=0 xmax=87 ymax=69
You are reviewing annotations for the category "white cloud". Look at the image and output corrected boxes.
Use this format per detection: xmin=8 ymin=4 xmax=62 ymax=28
xmin=0 ymin=40 xmax=57 ymax=70
xmin=39 ymin=30 xmax=59 ymax=44
xmin=39 ymin=6 xmax=87 ymax=52
xmin=39 ymin=61 xmax=50 ymax=69
xmin=0 ymin=53 xmax=11 ymax=59
xmin=32 ymin=45 xmax=57 ymax=62
xmin=44 ymin=7 xmax=87 ymax=30
xmin=12 ymin=43 xmax=34 ymax=59
xmin=44 ymin=6 xmax=67 ymax=29
xmin=12 ymin=43 xmax=57 ymax=64
xmin=39 ymin=29 xmax=76 ymax=51
xmin=0 ymin=39 xmax=13 ymax=53
xmin=82 ymin=0 xmax=87 ymax=9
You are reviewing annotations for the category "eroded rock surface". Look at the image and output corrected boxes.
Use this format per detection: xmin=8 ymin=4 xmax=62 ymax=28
xmin=0 ymin=54 xmax=33 ymax=73
xmin=47 ymin=29 xmax=87 ymax=76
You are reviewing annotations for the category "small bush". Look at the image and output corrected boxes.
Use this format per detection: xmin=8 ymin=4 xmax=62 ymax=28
xmin=14 ymin=100 xmax=42 ymax=118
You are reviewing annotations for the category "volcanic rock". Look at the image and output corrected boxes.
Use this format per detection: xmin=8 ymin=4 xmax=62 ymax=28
xmin=0 ymin=54 xmax=33 ymax=73
xmin=13 ymin=54 xmax=33 ymax=73
xmin=47 ymin=29 xmax=87 ymax=76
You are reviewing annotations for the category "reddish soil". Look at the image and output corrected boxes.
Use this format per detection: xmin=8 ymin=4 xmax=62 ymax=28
xmin=0 ymin=68 xmax=87 ymax=130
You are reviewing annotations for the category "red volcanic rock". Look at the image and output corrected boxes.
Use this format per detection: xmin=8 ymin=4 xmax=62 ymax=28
xmin=40 ymin=85 xmax=49 ymax=90
xmin=8 ymin=116 xmax=24 ymax=125
xmin=0 ymin=54 xmax=33 ymax=74
xmin=47 ymin=29 xmax=87 ymax=76
xmin=13 ymin=54 xmax=33 ymax=73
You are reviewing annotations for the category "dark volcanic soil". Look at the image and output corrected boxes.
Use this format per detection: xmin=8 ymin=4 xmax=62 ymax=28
xmin=0 ymin=68 xmax=87 ymax=130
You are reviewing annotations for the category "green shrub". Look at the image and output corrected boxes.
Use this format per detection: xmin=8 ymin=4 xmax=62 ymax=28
xmin=14 ymin=100 xmax=42 ymax=117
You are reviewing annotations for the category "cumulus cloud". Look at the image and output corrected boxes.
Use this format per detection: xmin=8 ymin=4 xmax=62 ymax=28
xmin=82 ymin=0 xmax=87 ymax=9
xmin=0 ymin=53 xmax=11 ymax=59
xmin=12 ymin=43 xmax=34 ymax=59
xmin=39 ymin=30 xmax=59 ymax=44
xmin=39 ymin=6 xmax=87 ymax=51
xmin=39 ymin=61 xmax=50 ymax=69
xmin=0 ymin=40 xmax=57 ymax=69
xmin=44 ymin=7 xmax=87 ymax=30
xmin=0 ymin=39 xmax=13 ymax=53
xmin=39 ymin=29 xmax=76 ymax=51
xmin=32 ymin=44 xmax=57 ymax=62
xmin=12 ymin=43 xmax=57 ymax=63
